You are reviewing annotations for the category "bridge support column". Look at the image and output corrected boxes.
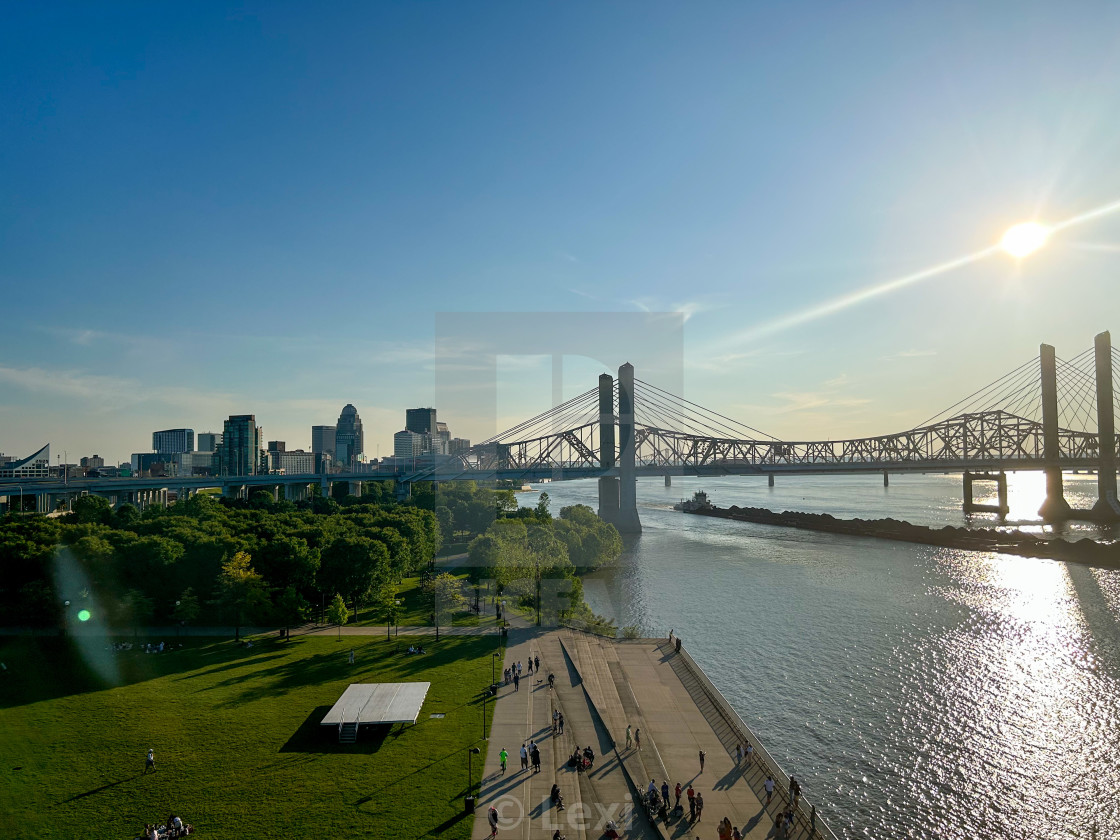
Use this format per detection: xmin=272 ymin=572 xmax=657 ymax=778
xmin=1038 ymin=343 xmax=1072 ymax=520
xmin=1091 ymin=331 xmax=1120 ymax=520
xmin=964 ymin=471 xmax=1009 ymax=516
xmin=596 ymin=372 xmax=621 ymax=524
xmin=613 ymin=362 xmax=642 ymax=533
xmin=664 ymin=475 xmax=671 ymax=487
xmin=768 ymin=474 xmax=775 ymax=487
xmin=883 ymin=471 xmax=889 ymax=488
xmin=395 ymin=481 xmax=411 ymax=502
xmin=349 ymin=480 xmax=363 ymax=498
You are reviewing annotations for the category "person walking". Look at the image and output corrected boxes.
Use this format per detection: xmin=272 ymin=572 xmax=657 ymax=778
xmin=499 ymin=747 xmax=508 ymax=774
xmin=686 ymin=784 xmax=696 ymax=821
xmin=698 ymin=749 xmax=706 ymax=773
xmin=520 ymin=743 xmax=528 ymax=771
xmin=347 ymin=649 xmax=355 ymax=664
xmin=660 ymin=780 xmax=670 ymax=806
xmin=527 ymin=658 xmax=533 ymax=676
xmin=634 ymin=727 xmax=641 ymax=750
xmin=487 ymin=804 xmax=499 ymax=838
xmin=746 ymin=742 xmax=754 ymax=766
xmin=552 ymin=708 xmax=559 ymax=733
xmin=790 ymin=776 xmax=802 ymax=808
xmin=764 ymin=775 xmax=775 ymax=805
xmin=534 ymin=655 xmax=540 ymax=672
xmin=531 ymin=743 xmax=541 ymax=773
xmin=674 ymin=782 xmax=682 ymax=808
xmin=558 ymin=712 xmax=565 ymax=734
xmin=695 ymin=792 xmax=704 ymax=822
xmin=144 ymin=748 xmax=155 ymax=774
xmin=513 ymin=672 xmax=520 ymax=692
xmin=735 ymin=743 xmax=743 ymax=766
xmin=625 ymin=724 xmax=632 ymax=750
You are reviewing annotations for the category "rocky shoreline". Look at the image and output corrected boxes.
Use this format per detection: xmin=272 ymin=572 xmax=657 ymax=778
xmin=684 ymin=504 xmax=1120 ymax=568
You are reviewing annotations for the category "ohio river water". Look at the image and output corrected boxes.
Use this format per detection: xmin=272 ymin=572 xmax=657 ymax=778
xmin=534 ymin=472 xmax=1120 ymax=840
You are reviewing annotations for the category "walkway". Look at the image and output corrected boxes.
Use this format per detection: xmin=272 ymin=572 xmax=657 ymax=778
xmin=475 ymin=628 xmax=828 ymax=840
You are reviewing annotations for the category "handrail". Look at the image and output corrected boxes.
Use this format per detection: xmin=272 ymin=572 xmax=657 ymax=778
xmin=670 ymin=641 xmax=839 ymax=840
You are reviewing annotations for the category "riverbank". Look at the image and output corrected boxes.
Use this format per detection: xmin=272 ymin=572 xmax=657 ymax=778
xmin=683 ymin=503 xmax=1120 ymax=567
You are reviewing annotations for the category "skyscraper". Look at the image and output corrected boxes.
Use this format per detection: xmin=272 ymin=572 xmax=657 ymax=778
xmin=216 ymin=415 xmax=263 ymax=476
xmin=197 ymin=432 xmax=222 ymax=452
xmin=405 ymin=408 xmax=437 ymax=436
xmin=312 ymin=425 xmax=336 ymax=457
xmin=334 ymin=405 xmax=364 ymax=468
xmin=152 ymin=428 xmax=194 ymax=454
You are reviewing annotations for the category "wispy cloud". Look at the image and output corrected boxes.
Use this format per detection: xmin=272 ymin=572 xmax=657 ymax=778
xmin=567 ymin=287 xmax=601 ymax=301
xmin=628 ymin=298 xmax=707 ymax=322
xmin=880 ymin=348 xmax=937 ymax=361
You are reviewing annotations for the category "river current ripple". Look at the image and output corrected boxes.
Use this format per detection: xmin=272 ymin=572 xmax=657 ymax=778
xmin=536 ymin=473 xmax=1120 ymax=840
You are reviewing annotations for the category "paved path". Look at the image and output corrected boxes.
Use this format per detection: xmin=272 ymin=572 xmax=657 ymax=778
xmin=473 ymin=629 xmax=828 ymax=840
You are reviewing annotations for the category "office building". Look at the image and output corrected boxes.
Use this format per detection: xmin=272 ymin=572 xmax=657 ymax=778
xmin=312 ymin=425 xmax=336 ymax=457
xmin=394 ymin=430 xmax=425 ymax=459
xmin=405 ymin=408 xmax=438 ymax=436
xmin=0 ymin=444 xmax=51 ymax=478
xmin=449 ymin=438 xmax=472 ymax=456
xmin=176 ymin=451 xmax=216 ymax=476
xmin=152 ymin=428 xmax=195 ymax=455
xmin=197 ymin=432 xmax=222 ymax=452
xmin=270 ymin=449 xmax=317 ymax=474
xmin=335 ymin=404 xmax=364 ymax=468
xmin=216 ymin=414 xmax=263 ymax=476
xmin=80 ymin=455 xmax=105 ymax=470
xmin=267 ymin=441 xmax=286 ymax=454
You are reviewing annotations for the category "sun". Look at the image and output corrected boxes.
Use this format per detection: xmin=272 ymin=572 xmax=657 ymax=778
xmin=1000 ymin=222 xmax=1050 ymax=258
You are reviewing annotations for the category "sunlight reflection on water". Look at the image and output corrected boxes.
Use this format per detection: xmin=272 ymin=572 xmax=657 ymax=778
xmin=541 ymin=474 xmax=1120 ymax=840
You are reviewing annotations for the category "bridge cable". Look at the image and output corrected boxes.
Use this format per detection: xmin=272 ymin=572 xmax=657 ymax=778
xmin=918 ymin=356 xmax=1040 ymax=426
xmin=633 ymin=382 xmax=773 ymax=441
xmin=476 ymin=387 xmax=600 ymax=445
xmin=634 ymin=378 xmax=779 ymax=440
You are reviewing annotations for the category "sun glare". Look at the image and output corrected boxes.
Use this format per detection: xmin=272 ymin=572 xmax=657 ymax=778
xmin=1000 ymin=222 xmax=1050 ymax=258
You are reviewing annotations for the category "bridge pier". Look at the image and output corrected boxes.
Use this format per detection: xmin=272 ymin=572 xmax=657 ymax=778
xmin=963 ymin=471 xmax=1009 ymax=516
xmin=664 ymin=475 xmax=671 ymax=487
xmin=1091 ymin=331 xmax=1120 ymax=521
xmin=614 ymin=363 xmax=641 ymax=533
xmin=348 ymin=480 xmax=363 ymax=498
xmin=1038 ymin=343 xmax=1072 ymax=521
xmin=768 ymin=474 xmax=774 ymax=487
xmin=395 ymin=481 xmax=411 ymax=502
xmin=883 ymin=471 xmax=889 ymax=488
xmin=596 ymin=372 xmax=621 ymax=525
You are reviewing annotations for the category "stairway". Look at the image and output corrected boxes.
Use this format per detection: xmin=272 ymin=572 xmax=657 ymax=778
xmin=338 ymin=720 xmax=358 ymax=744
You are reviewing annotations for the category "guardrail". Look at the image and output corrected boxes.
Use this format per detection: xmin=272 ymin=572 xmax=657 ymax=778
xmin=671 ymin=640 xmax=840 ymax=840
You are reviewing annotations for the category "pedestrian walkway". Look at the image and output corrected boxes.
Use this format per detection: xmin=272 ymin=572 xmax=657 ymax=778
xmin=475 ymin=628 xmax=832 ymax=840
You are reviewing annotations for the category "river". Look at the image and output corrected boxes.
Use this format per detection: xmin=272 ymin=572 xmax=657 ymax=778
xmin=530 ymin=471 xmax=1120 ymax=840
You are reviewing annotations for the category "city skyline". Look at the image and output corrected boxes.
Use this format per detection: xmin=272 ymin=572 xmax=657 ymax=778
xmin=3 ymin=4 xmax=1120 ymax=462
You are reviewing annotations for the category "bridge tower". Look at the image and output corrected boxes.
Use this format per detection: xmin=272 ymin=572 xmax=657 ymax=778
xmin=614 ymin=362 xmax=642 ymax=533
xmin=1038 ymin=343 xmax=1072 ymax=520
xmin=1092 ymin=330 xmax=1120 ymax=520
xmin=596 ymin=373 xmax=619 ymax=523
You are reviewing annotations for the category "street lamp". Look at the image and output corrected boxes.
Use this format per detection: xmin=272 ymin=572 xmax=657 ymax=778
xmin=491 ymin=651 xmax=501 ymax=685
xmin=468 ymin=745 xmax=481 ymax=800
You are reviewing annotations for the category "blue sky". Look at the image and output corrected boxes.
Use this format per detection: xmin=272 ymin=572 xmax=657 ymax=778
xmin=3 ymin=2 xmax=1120 ymax=463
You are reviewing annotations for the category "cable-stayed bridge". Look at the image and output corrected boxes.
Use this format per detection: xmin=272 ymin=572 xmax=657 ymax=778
xmin=3 ymin=333 xmax=1118 ymax=530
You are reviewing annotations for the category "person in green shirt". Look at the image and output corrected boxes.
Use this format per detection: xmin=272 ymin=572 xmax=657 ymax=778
xmin=499 ymin=747 xmax=508 ymax=774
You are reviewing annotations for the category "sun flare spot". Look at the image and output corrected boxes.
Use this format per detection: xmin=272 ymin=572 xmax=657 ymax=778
xmin=1001 ymin=222 xmax=1050 ymax=258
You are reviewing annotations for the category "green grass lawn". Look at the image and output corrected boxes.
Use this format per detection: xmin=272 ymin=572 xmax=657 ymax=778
xmin=0 ymin=632 xmax=496 ymax=839
xmin=350 ymin=572 xmax=491 ymax=628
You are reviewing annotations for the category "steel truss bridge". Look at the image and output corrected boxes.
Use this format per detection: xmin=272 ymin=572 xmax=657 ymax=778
xmin=3 ymin=333 xmax=1118 ymax=528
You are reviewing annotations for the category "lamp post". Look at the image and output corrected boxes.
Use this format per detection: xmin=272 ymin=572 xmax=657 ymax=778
xmin=468 ymin=745 xmax=481 ymax=799
xmin=491 ymin=651 xmax=501 ymax=685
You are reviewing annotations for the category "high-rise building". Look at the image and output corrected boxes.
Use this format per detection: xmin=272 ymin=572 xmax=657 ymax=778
xmin=405 ymin=408 xmax=438 ymax=436
xmin=312 ymin=425 xmax=336 ymax=457
xmin=394 ymin=430 xmax=425 ymax=459
xmin=152 ymin=428 xmax=194 ymax=454
xmin=216 ymin=414 xmax=263 ymax=476
xmin=80 ymin=455 xmax=105 ymax=469
xmin=449 ymin=438 xmax=472 ymax=456
xmin=267 ymin=441 xmax=286 ymax=454
xmin=334 ymin=405 xmax=364 ymax=468
xmin=197 ymin=432 xmax=222 ymax=452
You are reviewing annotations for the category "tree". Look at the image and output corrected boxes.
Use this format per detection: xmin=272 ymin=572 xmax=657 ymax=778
xmin=327 ymin=593 xmax=349 ymax=639
xmin=275 ymin=585 xmax=309 ymax=638
xmin=172 ymin=588 xmax=200 ymax=625
xmin=120 ymin=588 xmax=155 ymax=640
xmin=535 ymin=492 xmax=551 ymax=520
xmin=426 ymin=572 xmax=465 ymax=639
xmin=318 ymin=536 xmax=389 ymax=620
xmin=214 ymin=551 xmax=269 ymax=641
xmin=72 ymin=494 xmax=112 ymax=525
